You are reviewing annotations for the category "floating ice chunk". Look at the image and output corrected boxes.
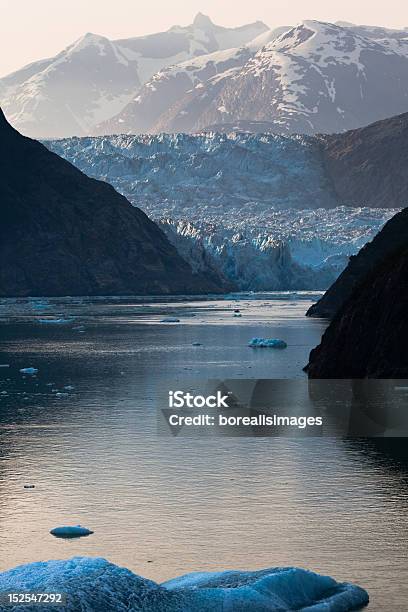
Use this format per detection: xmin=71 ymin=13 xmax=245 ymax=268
xmin=249 ymin=338 xmax=287 ymax=348
xmin=0 ymin=558 xmax=369 ymax=611
xmin=31 ymin=302 xmax=51 ymax=310
xmin=0 ymin=364 xmax=10 ymax=368
xmin=161 ymin=317 xmax=180 ymax=323
xmin=19 ymin=367 xmax=38 ymax=375
xmin=192 ymin=342 xmax=202 ymax=346
xmin=63 ymin=385 xmax=75 ymax=391
xmin=39 ymin=318 xmax=75 ymax=324
xmin=50 ymin=526 xmax=93 ymax=539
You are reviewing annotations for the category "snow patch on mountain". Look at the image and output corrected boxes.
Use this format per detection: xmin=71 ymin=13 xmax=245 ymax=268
xmin=0 ymin=14 xmax=268 ymax=138
xmin=106 ymin=20 xmax=408 ymax=136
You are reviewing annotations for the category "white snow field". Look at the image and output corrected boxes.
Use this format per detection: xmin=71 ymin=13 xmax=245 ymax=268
xmin=0 ymin=557 xmax=369 ymax=611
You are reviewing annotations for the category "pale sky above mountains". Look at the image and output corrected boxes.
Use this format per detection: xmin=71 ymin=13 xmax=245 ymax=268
xmin=2 ymin=0 xmax=408 ymax=77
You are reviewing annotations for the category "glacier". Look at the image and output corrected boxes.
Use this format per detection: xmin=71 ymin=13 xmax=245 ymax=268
xmin=0 ymin=557 xmax=369 ymax=611
xmin=45 ymin=133 xmax=397 ymax=291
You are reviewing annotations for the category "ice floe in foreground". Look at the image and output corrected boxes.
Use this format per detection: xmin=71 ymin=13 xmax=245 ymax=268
xmin=0 ymin=557 xmax=368 ymax=611
xmin=249 ymin=338 xmax=287 ymax=348
xmin=50 ymin=527 xmax=93 ymax=539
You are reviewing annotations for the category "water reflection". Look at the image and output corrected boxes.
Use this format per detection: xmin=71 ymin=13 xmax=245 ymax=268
xmin=0 ymin=296 xmax=407 ymax=610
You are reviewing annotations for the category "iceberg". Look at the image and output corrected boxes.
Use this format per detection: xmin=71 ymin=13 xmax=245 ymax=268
xmin=38 ymin=318 xmax=75 ymax=324
xmin=50 ymin=526 xmax=93 ymax=539
xmin=19 ymin=367 xmax=38 ymax=375
xmin=0 ymin=557 xmax=369 ymax=611
xmin=249 ymin=338 xmax=287 ymax=349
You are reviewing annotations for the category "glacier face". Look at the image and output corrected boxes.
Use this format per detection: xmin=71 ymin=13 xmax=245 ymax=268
xmin=159 ymin=209 xmax=395 ymax=291
xmin=45 ymin=133 xmax=396 ymax=291
xmin=45 ymin=131 xmax=336 ymax=212
xmin=0 ymin=556 xmax=369 ymax=611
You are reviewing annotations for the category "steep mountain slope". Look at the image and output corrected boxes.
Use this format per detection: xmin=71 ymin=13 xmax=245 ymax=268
xmin=0 ymin=34 xmax=141 ymax=139
xmin=0 ymin=109 xmax=225 ymax=297
xmin=307 ymin=207 xmax=408 ymax=318
xmin=318 ymin=112 xmax=408 ymax=209
xmin=306 ymin=220 xmax=408 ymax=378
xmin=110 ymin=20 xmax=408 ymax=136
xmin=98 ymin=26 xmax=287 ymax=135
xmin=0 ymin=14 xmax=267 ymax=138
xmin=97 ymin=46 xmax=253 ymax=135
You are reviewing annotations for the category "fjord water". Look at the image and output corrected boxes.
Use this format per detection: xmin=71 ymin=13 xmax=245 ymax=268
xmin=0 ymin=294 xmax=407 ymax=610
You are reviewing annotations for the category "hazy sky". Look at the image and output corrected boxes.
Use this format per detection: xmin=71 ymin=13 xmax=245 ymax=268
xmin=2 ymin=0 xmax=408 ymax=76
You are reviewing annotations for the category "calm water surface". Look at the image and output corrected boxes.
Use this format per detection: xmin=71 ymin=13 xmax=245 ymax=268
xmin=0 ymin=293 xmax=407 ymax=610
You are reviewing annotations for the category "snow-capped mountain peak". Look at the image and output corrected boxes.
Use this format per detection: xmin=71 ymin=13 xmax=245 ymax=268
xmin=3 ymin=18 xmax=408 ymax=138
xmin=192 ymin=12 xmax=214 ymax=29
xmin=114 ymin=19 xmax=408 ymax=136
xmin=0 ymin=15 xmax=268 ymax=138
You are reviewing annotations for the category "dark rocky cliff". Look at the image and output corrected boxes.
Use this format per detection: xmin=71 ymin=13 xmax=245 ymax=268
xmin=319 ymin=111 xmax=408 ymax=209
xmin=307 ymin=207 xmax=408 ymax=318
xmin=0 ymin=109 xmax=227 ymax=297
xmin=305 ymin=240 xmax=408 ymax=378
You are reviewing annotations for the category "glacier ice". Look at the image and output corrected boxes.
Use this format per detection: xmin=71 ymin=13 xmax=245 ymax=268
xmin=45 ymin=134 xmax=397 ymax=291
xmin=50 ymin=526 xmax=93 ymax=539
xmin=0 ymin=557 xmax=369 ymax=611
xmin=249 ymin=338 xmax=287 ymax=348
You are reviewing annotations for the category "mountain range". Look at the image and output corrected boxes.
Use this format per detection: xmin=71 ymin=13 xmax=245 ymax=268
xmin=0 ymin=14 xmax=266 ymax=138
xmin=2 ymin=17 xmax=408 ymax=138
xmin=0 ymin=109 xmax=226 ymax=297
xmin=103 ymin=20 xmax=408 ymax=136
